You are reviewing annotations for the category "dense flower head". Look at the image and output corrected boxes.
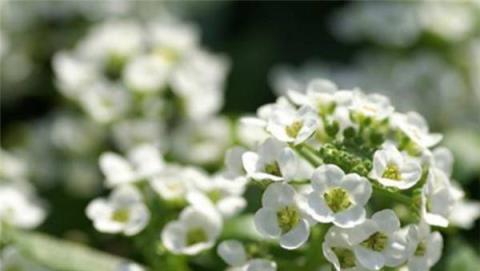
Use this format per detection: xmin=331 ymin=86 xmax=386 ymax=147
xmin=83 ymin=77 xmax=478 ymax=271
xmin=221 ymin=78 xmax=474 ymax=270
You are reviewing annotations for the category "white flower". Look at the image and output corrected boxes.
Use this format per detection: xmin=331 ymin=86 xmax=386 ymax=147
xmin=350 ymin=91 xmax=394 ymax=120
xmin=171 ymin=117 xmax=231 ymax=166
xmin=242 ymin=138 xmax=312 ymax=182
xmin=369 ymin=144 xmax=422 ymax=190
xmin=79 ymin=82 xmax=130 ymax=123
xmin=150 ymin=165 xmax=199 ymax=202
xmin=323 ymin=226 xmax=367 ymax=271
xmin=193 ymin=174 xmax=247 ymax=218
xmin=337 ymin=210 xmax=407 ymax=270
xmin=112 ymin=118 xmax=166 ymax=152
xmin=224 ymin=146 xmax=248 ymax=180
xmin=266 ymin=105 xmax=318 ymax=145
xmin=86 ymin=185 xmax=150 ymax=236
xmin=0 ymin=149 xmax=28 ymax=180
xmin=217 ymin=240 xmax=277 ymax=271
xmin=308 ymin=164 xmax=372 ymax=228
xmin=0 ymin=184 xmax=46 ymax=229
xmin=430 ymin=147 xmax=453 ymax=177
xmin=405 ymin=222 xmax=443 ymax=271
xmin=161 ymin=206 xmax=222 ymax=255
xmin=170 ymin=50 xmax=228 ymax=119
xmin=123 ymin=54 xmax=169 ymax=93
xmin=78 ymin=20 xmax=143 ymax=62
xmin=148 ymin=20 xmax=199 ymax=63
xmin=100 ymin=144 xmax=164 ymax=187
xmin=254 ymin=183 xmax=311 ymax=249
xmin=448 ymin=182 xmax=480 ymax=229
xmin=421 ymin=168 xmax=454 ymax=227
xmin=52 ymin=52 xmax=97 ymax=98
xmin=392 ymin=112 xmax=442 ymax=149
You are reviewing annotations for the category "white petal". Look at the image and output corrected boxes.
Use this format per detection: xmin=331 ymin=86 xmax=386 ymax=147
xmin=279 ymin=219 xmax=309 ymax=249
xmin=311 ymin=164 xmax=345 ymax=192
xmin=161 ymin=221 xmax=187 ymax=254
xmin=371 ymin=209 xmax=400 ymax=233
xmin=277 ymin=148 xmax=298 ymax=181
xmin=242 ymin=152 xmax=260 ymax=175
xmin=408 ymin=257 xmax=428 ymax=271
xmin=246 ymin=259 xmax=277 ymax=271
xmin=254 ymin=208 xmax=281 ymax=237
xmin=217 ymin=240 xmax=247 ymax=266
xmin=342 ymin=174 xmax=372 ymax=206
xmin=307 ymin=192 xmax=334 ymax=223
xmin=354 ymin=246 xmax=385 ymax=270
xmin=333 ymin=205 xmax=366 ymax=228
xmin=261 ymin=183 xmax=295 ymax=208
xmin=99 ymin=152 xmax=135 ymax=186
xmin=124 ymin=204 xmax=150 ymax=236
xmin=426 ymin=232 xmax=442 ymax=267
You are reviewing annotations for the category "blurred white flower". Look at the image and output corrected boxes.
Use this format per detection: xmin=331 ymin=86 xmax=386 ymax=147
xmin=86 ymin=185 xmax=149 ymax=236
xmin=254 ymin=183 xmax=311 ymax=250
xmin=193 ymin=174 xmax=246 ymax=218
xmin=0 ymin=184 xmax=46 ymax=229
xmin=392 ymin=112 xmax=442 ymax=149
xmin=112 ymin=118 xmax=166 ymax=152
xmin=421 ymin=168 xmax=454 ymax=227
xmin=77 ymin=20 xmax=143 ymax=62
xmin=148 ymin=20 xmax=199 ymax=63
xmin=217 ymin=240 xmax=277 ymax=271
xmin=123 ymin=54 xmax=169 ymax=93
xmin=448 ymin=182 xmax=480 ymax=229
xmin=150 ymin=165 xmax=203 ymax=202
xmin=266 ymin=105 xmax=318 ymax=145
xmin=242 ymin=138 xmax=312 ymax=182
xmin=369 ymin=144 xmax=422 ymax=190
xmin=405 ymin=222 xmax=442 ymax=271
xmin=350 ymin=91 xmax=393 ymax=121
xmin=79 ymin=82 xmax=130 ymax=123
xmin=161 ymin=205 xmax=222 ymax=255
xmin=100 ymin=144 xmax=164 ymax=187
xmin=308 ymin=164 xmax=371 ymax=228
xmin=171 ymin=117 xmax=231 ymax=166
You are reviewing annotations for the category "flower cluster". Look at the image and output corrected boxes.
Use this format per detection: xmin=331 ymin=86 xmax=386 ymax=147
xmin=52 ymin=17 xmax=231 ymax=166
xmin=222 ymin=78 xmax=471 ymax=270
xmin=86 ymin=144 xmax=247 ymax=267
xmin=0 ymin=149 xmax=46 ymax=230
xmin=83 ymin=78 xmax=477 ymax=271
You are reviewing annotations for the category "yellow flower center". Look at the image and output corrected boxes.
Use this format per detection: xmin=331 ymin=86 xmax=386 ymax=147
xmin=324 ymin=187 xmax=352 ymax=213
xmin=111 ymin=208 xmax=130 ymax=223
xmin=186 ymin=227 xmax=208 ymax=246
xmin=285 ymin=121 xmax=303 ymax=138
xmin=361 ymin=232 xmax=389 ymax=252
xmin=276 ymin=205 xmax=300 ymax=234
xmin=332 ymin=247 xmax=356 ymax=269
xmin=382 ymin=163 xmax=402 ymax=180
xmin=265 ymin=162 xmax=281 ymax=176
xmin=414 ymin=241 xmax=427 ymax=256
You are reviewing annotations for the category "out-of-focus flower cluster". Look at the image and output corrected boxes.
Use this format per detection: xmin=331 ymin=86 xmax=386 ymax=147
xmin=53 ymin=18 xmax=231 ymax=164
xmin=271 ymin=0 xmax=480 ymax=131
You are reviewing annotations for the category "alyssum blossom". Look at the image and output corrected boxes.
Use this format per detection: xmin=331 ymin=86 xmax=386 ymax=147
xmin=86 ymin=185 xmax=150 ymax=236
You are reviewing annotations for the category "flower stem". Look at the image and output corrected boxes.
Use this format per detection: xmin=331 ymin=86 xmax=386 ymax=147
xmin=9 ymin=229 xmax=145 ymax=271
xmin=372 ymin=185 xmax=412 ymax=206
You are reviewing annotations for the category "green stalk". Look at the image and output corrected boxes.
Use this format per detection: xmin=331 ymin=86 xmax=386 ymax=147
xmin=9 ymin=229 xmax=145 ymax=271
